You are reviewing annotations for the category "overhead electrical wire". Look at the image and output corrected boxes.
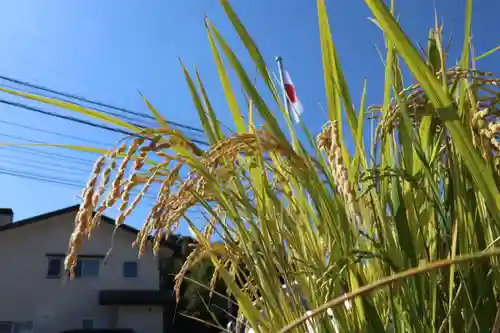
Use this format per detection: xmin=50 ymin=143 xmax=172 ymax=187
xmin=0 ymin=146 xmax=95 ymax=164
xmin=0 ymin=82 xmax=157 ymax=129
xmin=0 ymin=74 xmax=205 ymax=134
xmin=0 ymin=99 xmax=209 ymax=146
xmin=0 ymin=131 xmax=160 ymax=199
xmin=0 ymin=75 xmax=215 ymax=216
xmin=0 ymin=118 xmax=111 ymax=146
xmin=0 ymin=153 xmax=91 ymax=174
xmin=0 ymin=132 xmax=68 ymax=145
xmin=0 ymin=155 xmax=208 ymax=214
xmin=0 ymin=167 xmax=84 ymax=189
xmin=0 ymin=165 xmax=159 ymax=202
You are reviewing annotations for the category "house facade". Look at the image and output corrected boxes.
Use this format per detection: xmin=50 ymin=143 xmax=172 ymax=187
xmin=0 ymin=205 xmax=174 ymax=333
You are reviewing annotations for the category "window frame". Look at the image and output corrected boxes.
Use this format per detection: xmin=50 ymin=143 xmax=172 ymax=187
xmin=12 ymin=321 xmax=33 ymax=333
xmin=75 ymin=258 xmax=100 ymax=278
xmin=0 ymin=322 xmax=12 ymax=333
xmin=0 ymin=321 xmax=34 ymax=333
xmin=81 ymin=318 xmax=94 ymax=329
xmin=46 ymin=257 xmax=62 ymax=279
xmin=123 ymin=261 xmax=138 ymax=278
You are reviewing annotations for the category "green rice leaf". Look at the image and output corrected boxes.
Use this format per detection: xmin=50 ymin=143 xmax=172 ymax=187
xmin=138 ymin=91 xmax=169 ymax=128
xmin=474 ymin=45 xmax=500 ymax=61
xmin=205 ymin=19 xmax=246 ymax=134
xmin=179 ymin=60 xmax=217 ymax=144
xmin=207 ymin=19 xmax=289 ymax=146
xmin=219 ymin=0 xmax=281 ymax=105
xmin=0 ymin=87 xmax=141 ymax=133
xmin=195 ymin=69 xmax=224 ymax=141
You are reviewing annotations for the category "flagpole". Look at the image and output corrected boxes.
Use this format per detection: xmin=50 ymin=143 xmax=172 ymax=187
xmin=276 ymin=56 xmax=292 ymax=119
xmin=276 ymin=56 xmax=299 ymax=150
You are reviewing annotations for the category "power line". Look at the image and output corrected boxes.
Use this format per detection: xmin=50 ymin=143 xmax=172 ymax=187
xmin=0 ymin=136 xmax=168 ymax=201
xmin=0 ymin=82 xmax=158 ymax=130
xmin=0 ymin=118 xmax=111 ymax=147
xmin=0 ymin=74 xmax=205 ymax=134
xmin=0 ymin=165 xmax=159 ymax=202
xmin=0 ymin=166 xmax=84 ymax=188
xmin=0 ymin=132 xmax=70 ymax=146
xmin=0 ymin=146 xmax=95 ymax=165
xmin=0 ymin=144 xmax=177 ymax=202
xmin=0 ymin=98 xmax=133 ymax=137
xmin=0 ymin=133 xmax=114 ymax=160
xmin=0 ymin=168 xmax=161 ymax=221
xmin=0 ymin=160 xmax=212 ymax=217
xmin=0 ymin=99 xmax=209 ymax=146
xmin=0 ymin=153 xmax=91 ymax=174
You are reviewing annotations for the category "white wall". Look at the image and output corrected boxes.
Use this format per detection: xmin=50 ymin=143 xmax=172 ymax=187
xmin=118 ymin=306 xmax=163 ymax=333
xmin=0 ymin=209 xmax=168 ymax=333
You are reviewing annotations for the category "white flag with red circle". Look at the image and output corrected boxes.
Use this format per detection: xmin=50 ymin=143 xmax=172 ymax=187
xmin=283 ymin=71 xmax=303 ymax=123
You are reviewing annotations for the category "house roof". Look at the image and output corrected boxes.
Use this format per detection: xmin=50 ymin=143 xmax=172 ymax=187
xmin=0 ymin=208 xmax=13 ymax=215
xmin=0 ymin=205 xmax=200 ymax=256
xmin=0 ymin=204 xmax=130 ymax=232
xmin=0 ymin=205 xmax=180 ymax=249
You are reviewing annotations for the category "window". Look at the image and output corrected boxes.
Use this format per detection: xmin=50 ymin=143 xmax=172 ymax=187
xmin=82 ymin=319 xmax=94 ymax=329
xmin=0 ymin=322 xmax=12 ymax=333
xmin=123 ymin=261 xmax=138 ymax=278
xmin=13 ymin=321 xmax=33 ymax=333
xmin=47 ymin=257 xmax=62 ymax=278
xmin=75 ymin=259 xmax=100 ymax=278
xmin=0 ymin=321 xmax=33 ymax=333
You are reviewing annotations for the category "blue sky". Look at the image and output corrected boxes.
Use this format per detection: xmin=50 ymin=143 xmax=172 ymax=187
xmin=0 ymin=0 xmax=497 ymax=234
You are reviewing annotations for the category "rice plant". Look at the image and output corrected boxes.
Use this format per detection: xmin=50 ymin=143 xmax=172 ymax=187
xmin=1 ymin=0 xmax=500 ymax=332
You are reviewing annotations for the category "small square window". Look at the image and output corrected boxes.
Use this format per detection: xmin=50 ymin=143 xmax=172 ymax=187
xmin=83 ymin=260 xmax=99 ymax=277
xmin=123 ymin=261 xmax=138 ymax=278
xmin=75 ymin=259 xmax=100 ymax=278
xmin=47 ymin=257 xmax=62 ymax=278
xmin=82 ymin=319 xmax=94 ymax=329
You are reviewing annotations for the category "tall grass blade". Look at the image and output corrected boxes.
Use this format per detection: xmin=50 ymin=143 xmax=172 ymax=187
xmin=139 ymin=91 xmax=169 ymax=128
xmin=474 ymin=45 xmax=500 ymax=61
xmin=207 ymin=20 xmax=289 ymax=145
xmin=179 ymin=60 xmax=218 ymax=144
xmin=0 ymin=87 xmax=141 ymax=133
xmin=219 ymin=0 xmax=281 ymax=105
xmin=205 ymin=19 xmax=246 ymax=134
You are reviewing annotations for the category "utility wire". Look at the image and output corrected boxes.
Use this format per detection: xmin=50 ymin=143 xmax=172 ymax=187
xmin=0 ymin=99 xmax=209 ymax=146
xmin=0 ymin=161 xmax=211 ymax=216
xmin=1 ymin=81 xmax=166 ymax=132
xmin=0 ymin=132 xmax=68 ymax=145
xmin=0 ymin=133 xmax=113 ymax=160
xmin=0 ymin=74 xmax=205 ymax=134
xmin=0 ymin=118 xmax=111 ymax=146
xmin=0 ymin=145 xmax=187 ymax=204
xmin=0 ymin=146 xmax=95 ymax=165
xmin=0 ymin=132 xmax=166 ymax=200
xmin=0 ymin=165 xmax=159 ymax=202
xmin=0 ymin=154 xmax=91 ymax=174
xmin=0 ymin=98 xmax=134 ymax=137
xmin=0 ymin=166 xmax=85 ymax=188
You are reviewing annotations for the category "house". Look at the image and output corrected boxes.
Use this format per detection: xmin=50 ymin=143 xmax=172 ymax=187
xmin=0 ymin=205 xmax=176 ymax=333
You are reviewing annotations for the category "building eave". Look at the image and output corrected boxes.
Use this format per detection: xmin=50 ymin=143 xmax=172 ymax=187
xmin=0 ymin=204 xmax=177 ymax=251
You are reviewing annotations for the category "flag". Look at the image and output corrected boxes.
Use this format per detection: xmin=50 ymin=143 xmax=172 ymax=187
xmin=283 ymin=71 xmax=303 ymax=123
